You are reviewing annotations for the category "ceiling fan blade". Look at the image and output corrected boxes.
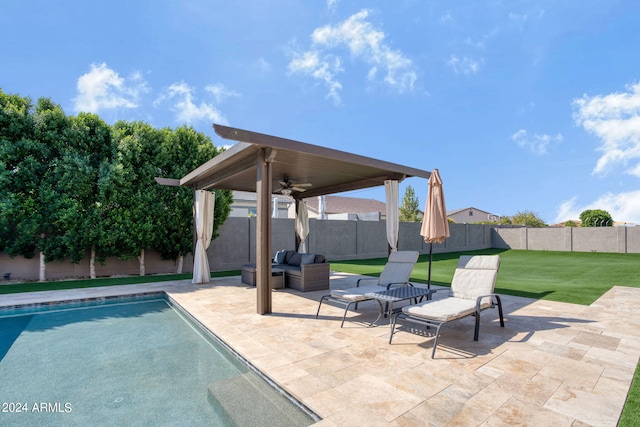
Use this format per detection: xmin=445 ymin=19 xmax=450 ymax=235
xmin=291 ymin=186 xmax=307 ymax=192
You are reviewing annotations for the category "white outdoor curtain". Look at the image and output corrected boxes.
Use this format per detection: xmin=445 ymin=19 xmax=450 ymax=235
xmin=296 ymin=200 xmax=309 ymax=253
xmin=272 ymin=196 xmax=278 ymax=218
xmin=385 ymin=180 xmax=399 ymax=252
xmin=192 ymin=190 xmax=215 ymax=284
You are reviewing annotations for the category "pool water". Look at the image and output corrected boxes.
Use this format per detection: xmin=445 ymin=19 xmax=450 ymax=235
xmin=0 ymin=295 xmax=316 ymax=426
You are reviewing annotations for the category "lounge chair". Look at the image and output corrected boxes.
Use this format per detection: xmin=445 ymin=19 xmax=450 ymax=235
xmin=315 ymin=251 xmax=419 ymax=327
xmin=389 ymin=255 xmax=503 ymax=358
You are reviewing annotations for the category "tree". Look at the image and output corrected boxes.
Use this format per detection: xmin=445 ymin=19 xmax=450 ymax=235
xmin=0 ymin=90 xmax=37 ymax=259
xmin=0 ymin=94 xmax=71 ymax=281
xmin=399 ymin=185 xmax=420 ymax=222
xmin=98 ymin=121 xmax=165 ymax=276
xmin=52 ymin=113 xmax=115 ymax=277
xmin=511 ymin=210 xmax=546 ymax=227
xmin=154 ymin=125 xmax=232 ymax=273
xmin=579 ymin=209 xmax=613 ymax=227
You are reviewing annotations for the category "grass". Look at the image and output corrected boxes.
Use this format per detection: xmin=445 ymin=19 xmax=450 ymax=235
xmin=619 ymin=361 xmax=640 ymax=427
xmin=329 ymin=248 xmax=640 ymax=305
xmin=0 ymin=270 xmax=240 ymax=295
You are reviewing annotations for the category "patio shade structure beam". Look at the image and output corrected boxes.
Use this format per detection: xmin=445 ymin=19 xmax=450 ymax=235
xmin=176 ymin=124 xmax=432 ymax=315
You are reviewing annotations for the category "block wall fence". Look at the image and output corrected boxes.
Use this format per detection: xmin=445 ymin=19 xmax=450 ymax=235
xmin=2 ymin=219 xmax=638 ymax=281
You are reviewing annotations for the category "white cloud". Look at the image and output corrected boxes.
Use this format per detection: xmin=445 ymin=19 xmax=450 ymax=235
xmin=573 ymin=82 xmax=640 ymax=176
xmin=447 ymin=55 xmax=483 ymax=75
xmin=554 ymin=191 xmax=640 ymax=225
xmin=205 ymin=83 xmax=240 ymax=104
xmin=288 ymin=50 xmax=344 ymax=105
xmin=327 ymin=0 xmax=338 ymax=11
xmin=73 ymin=63 xmax=149 ymax=113
xmin=511 ymin=129 xmax=563 ymax=155
xmin=253 ymin=57 xmax=272 ymax=74
xmin=288 ymin=9 xmax=417 ymax=103
xmin=155 ymin=82 xmax=231 ymax=125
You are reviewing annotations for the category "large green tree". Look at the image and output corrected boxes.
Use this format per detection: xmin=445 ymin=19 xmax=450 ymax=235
xmin=52 ymin=113 xmax=115 ymax=276
xmin=154 ymin=125 xmax=232 ymax=273
xmin=579 ymin=209 xmax=613 ymax=227
xmin=399 ymin=185 xmax=420 ymax=222
xmin=0 ymin=90 xmax=37 ymax=259
xmin=99 ymin=121 xmax=163 ymax=275
xmin=1 ymin=89 xmax=233 ymax=279
xmin=0 ymin=94 xmax=70 ymax=280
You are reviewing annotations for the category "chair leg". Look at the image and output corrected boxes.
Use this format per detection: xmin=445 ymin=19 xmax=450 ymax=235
xmin=431 ymin=323 xmax=444 ymax=358
xmin=389 ymin=314 xmax=398 ymax=343
xmin=315 ymin=296 xmax=327 ymax=319
xmin=495 ymin=295 xmax=504 ymax=327
xmin=340 ymin=301 xmax=359 ymax=328
xmin=474 ymin=310 xmax=481 ymax=341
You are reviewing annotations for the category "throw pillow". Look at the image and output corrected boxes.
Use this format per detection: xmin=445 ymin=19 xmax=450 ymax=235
xmin=301 ymin=253 xmax=316 ymax=265
xmin=274 ymin=250 xmax=287 ymax=264
xmin=288 ymin=252 xmax=303 ymax=266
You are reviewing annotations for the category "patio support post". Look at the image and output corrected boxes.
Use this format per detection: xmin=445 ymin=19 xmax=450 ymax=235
xmin=256 ymin=148 xmax=273 ymax=314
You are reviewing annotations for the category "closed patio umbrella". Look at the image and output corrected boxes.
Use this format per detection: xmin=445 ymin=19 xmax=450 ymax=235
xmin=421 ymin=169 xmax=450 ymax=288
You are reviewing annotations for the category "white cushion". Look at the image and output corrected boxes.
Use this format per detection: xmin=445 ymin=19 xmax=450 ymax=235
xmin=450 ymin=255 xmax=500 ymax=301
xmin=402 ymin=298 xmax=489 ymax=323
xmin=378 ymin=251 xmax=419 ymax=287
xmin=331 ymin=285 xmax=387 ymax=301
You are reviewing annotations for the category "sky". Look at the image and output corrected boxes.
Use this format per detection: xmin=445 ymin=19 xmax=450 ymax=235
xmin=2 ymin=0 xmax=640 ymax=225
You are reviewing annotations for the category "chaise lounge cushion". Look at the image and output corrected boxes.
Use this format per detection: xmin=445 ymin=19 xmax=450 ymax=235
xmin=402 ymin=298 xmax=477 ymax=323
xmin=331 ymin=284 xmax=388 ymax=301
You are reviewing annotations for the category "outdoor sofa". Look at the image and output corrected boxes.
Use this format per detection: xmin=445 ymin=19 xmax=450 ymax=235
xmin=241 ymin=250 xmax=330 ymax=292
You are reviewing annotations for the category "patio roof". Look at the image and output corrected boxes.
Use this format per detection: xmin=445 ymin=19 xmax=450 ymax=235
xmin=175 ymin=124 xmax=432 ymax=314
xmin=180 ymin=125 xmax=431 ymax=198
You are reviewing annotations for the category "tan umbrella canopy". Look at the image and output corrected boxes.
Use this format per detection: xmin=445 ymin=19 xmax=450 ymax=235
xmin=420 ymin=169 xmax=450 ymax=288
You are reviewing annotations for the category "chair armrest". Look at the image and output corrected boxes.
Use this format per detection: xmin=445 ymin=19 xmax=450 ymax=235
xmin=356 ymin=277 xmax=378 ymax=287
xmin=385 ymin=281 xmax=411 ymax=289
xmin=475 ymin=293 xmax=500 ymax=311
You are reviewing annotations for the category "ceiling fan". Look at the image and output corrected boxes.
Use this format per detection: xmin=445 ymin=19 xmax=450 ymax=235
xmin=274 ymin=177 xmax=312 ymax=196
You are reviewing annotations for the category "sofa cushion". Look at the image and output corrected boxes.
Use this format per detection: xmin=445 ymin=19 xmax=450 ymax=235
xmin=284 ymin=250 xmax=296 ymax=264
xmin=274 ymin=250 xmax=287 ymax=264
xmin=314 ymin=254 xmax=326 ymax=264
xmin=288 ymin=252 xmax=303 ymax=266
xmin=301 ymin=253 xmax=316 ymax=265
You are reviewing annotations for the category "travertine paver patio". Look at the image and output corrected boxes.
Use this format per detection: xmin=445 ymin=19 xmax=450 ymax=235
xmin=1 ymin=272 xmax=638 ymax=426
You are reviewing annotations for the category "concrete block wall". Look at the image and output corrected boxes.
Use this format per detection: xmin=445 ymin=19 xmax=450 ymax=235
xmin=3 ymin=220 xmax=638 ymax=281
xmin=492 ymin=226 xmax=640 ymax=254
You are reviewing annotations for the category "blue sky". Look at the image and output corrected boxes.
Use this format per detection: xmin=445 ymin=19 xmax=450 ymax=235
xmin=2 ymin=0 xmax=640 ymax=225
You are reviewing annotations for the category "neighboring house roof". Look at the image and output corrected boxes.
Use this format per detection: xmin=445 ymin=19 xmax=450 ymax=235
xmin=447 ymin=207 xmax=499 ymax=222
xmin=304 ymin=196 xmax=386 ymax=215
xmin=447 ymin=207 xmax=491 ymax=216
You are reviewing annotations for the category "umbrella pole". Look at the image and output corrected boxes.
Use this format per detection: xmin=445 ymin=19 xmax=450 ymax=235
xmin=427 ymin=242 xmax=433 ymax=289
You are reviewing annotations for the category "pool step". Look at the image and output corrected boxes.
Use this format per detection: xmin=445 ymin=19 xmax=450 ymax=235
xmin=207 ymin=373 xmax=315 ymax=426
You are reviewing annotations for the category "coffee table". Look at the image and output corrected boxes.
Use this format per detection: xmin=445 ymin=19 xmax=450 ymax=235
xmin=364 ymin=286 xmax=435 ymax=326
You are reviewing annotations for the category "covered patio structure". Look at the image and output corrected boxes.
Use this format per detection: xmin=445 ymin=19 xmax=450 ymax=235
xmin=177 ymin=125 xmax=432 ymax=314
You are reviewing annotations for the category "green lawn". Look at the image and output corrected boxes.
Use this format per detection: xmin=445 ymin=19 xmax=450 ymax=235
xmin=329 ymin=248 xmax=640 ymax=305
xmin=0 ymin=270 xmax=240 ymax=295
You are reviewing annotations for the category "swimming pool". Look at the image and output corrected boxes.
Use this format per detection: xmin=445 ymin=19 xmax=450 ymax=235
xmin=0 ymin=293 xmax=318 ymax=426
